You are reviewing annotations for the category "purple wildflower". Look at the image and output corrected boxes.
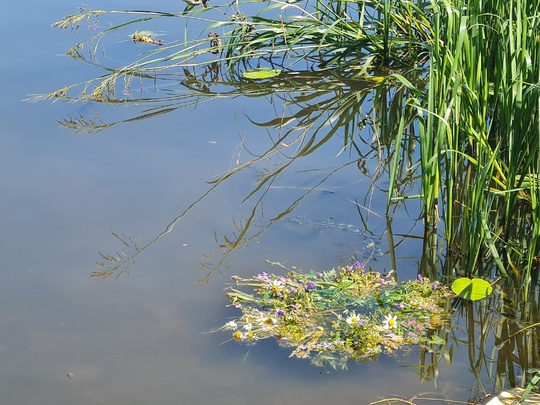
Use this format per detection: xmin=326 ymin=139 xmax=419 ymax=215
xmin=346 ymin=261 xmax=365 ymax=273
xmin=276 ymin=309 xmax=285 ymax=317
xmin=396 ymin=302 xmax=405 ymax=310
xmin=316 ymin=272 xmax=324 ymax=279
xmin=353 ymin=261 xmax=365 ymax=271
xmin=257 ymin=272 xmax=270 ymax=282
xmin=305 ymin=281 xmax=317 ymax=292
xmin=432 ymin=282 xmax=438 ymax=291
xmin=417 ymin=274 xmax=424 ymax=283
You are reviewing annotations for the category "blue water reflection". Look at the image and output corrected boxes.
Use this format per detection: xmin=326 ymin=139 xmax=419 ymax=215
xmin=0 ymin=2 xmax=477 ymax=404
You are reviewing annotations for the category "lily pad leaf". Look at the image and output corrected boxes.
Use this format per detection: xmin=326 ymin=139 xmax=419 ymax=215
xmin=451 ymin=278 xmax=493 ymax=301
xmin=243 ymin=68 xmax=282 ymax=80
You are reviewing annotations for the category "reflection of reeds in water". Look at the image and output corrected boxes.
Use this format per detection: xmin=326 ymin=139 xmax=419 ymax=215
xmin=379 ymin=287 xmax=540 ymax=405
xmin=450 ymin=283 xmax=540 ymax=403
xmin=38 ymin=0 xmax=540 ymax=290
xmin=493 ymin=286 xmax=540 ymax=392
xmin=34 ymin=3 xmax=540 ymax=403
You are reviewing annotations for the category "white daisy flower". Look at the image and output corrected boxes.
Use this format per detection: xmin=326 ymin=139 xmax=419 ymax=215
xmin=346 ymin=312 xmax=362 ymax=325
xmin=382 ymin=314 xmax=398 ymax=330
xmin=270 ymin=279 xmax=284 ymax=294
xmin=225 ymin=321 xmax=238 ymax=330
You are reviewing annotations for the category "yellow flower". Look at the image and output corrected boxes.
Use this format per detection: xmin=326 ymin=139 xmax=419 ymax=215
xmin=233 ymin=331 xmax=243 ymax=340
xmin=263 ymin=317 xmax=277 ymax=325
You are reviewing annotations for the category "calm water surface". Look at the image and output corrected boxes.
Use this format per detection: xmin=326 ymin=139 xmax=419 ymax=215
xmin=1 ymin=2 xmax=477 ymax=404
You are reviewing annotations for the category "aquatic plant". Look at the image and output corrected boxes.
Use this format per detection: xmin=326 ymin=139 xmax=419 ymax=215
xmin=38 ymin=0 xmax=431 ymax=103
xmin=444 ymin=280 xmax=540 ymax=402
xmin=35 ymin=2 xmax=540 ymax=400
xmin=451 ymin=278 xmax=493 ymax=301
xmin=217 ymin=261 xmax=452 ymax=369
xmin=415 ymin=0 xmax=540 ymax=289
xmin=34 ymin=0 xmax=540 ymax=293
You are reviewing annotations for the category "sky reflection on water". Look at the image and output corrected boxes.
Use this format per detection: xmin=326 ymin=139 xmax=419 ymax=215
xmin=0 ymin=2 xmax=479 ymax=404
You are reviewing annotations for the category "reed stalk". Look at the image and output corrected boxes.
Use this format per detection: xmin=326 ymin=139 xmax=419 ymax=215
xmin=40 ymin=0 xmax=540 ymax=287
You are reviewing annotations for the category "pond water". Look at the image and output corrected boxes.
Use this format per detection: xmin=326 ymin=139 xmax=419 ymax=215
xmin=0 ymin=2 xmax=503 ymax=405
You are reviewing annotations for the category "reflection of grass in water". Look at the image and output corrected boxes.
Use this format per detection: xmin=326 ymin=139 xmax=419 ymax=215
xmin=39 ymin=3 xmax=540 ymax=403
xmin=36 ymin=1 xmax=428 ymax=280
xmin=441 ymin=281 xmax=540 ymax=403
xmin=38 ymin=0 xmax=429 ymax=103
xmin=369 ymin=284 xmax=540 ymax=404
xmin=369 ymin=397 xmax=459 ymax=405
xmin=37 ymin=0 xmax=540 ymax=294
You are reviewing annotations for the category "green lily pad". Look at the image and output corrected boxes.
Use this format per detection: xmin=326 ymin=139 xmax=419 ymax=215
xmin=451 ymin=277 xmax=493 ymax=301
xmin=243 ymin=68 xmax=282 ymax=80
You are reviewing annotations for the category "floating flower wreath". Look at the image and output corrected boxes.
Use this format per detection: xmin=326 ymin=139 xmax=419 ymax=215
xmin=217 ymin=261 xmax=453 ymax=369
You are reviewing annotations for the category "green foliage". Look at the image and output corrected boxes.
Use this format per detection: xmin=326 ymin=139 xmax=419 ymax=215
xmin=216 ymin=262 xmax=452 ymax=368
xmin=451 ymin=278 xmax=493 ymax=301
xmin=421 ymin=0 xmax=540 ymax=291
xmin=39 ymin=0 xmax=540 ymax=291
xmin=38 ymin=0 xmax=433 ymax=102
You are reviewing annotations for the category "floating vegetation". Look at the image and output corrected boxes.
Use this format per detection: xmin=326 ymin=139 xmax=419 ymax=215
xmin=242 ymin=68 xmax=282 ymax=80
xmin=217 ymin=262 xmax=453 ymax=369
xmin=451 ymin=277 xmax=493 ymax=301
xmin=132 ymin=31 xmax=163 ymax=46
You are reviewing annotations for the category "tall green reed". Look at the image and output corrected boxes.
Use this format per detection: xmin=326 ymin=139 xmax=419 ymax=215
xmin=408 ymin=0 xmax=540 ymax=290
xmin=40 ymin=0 xmax=540 ymax=288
